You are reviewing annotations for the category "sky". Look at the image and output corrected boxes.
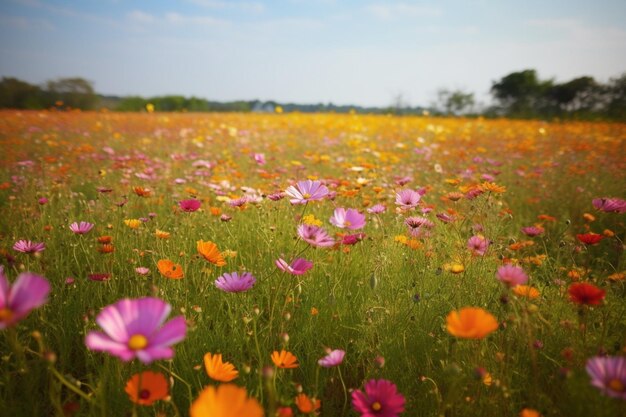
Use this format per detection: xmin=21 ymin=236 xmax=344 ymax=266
xmin=1 ymin=0 xmax=625 ymax=107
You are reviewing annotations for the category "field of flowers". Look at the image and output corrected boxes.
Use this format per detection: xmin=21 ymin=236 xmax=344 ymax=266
xmin=0 ymin=110 xmax=625 ymax=417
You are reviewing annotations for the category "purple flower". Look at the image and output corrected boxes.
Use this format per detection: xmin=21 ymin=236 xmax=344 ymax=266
xmin=297 ymin=224 xmax=335 ymax=248
xmin=592 ymin=198 xmax=626 ymax=214
xmin=330 ymin=208 xmax=366 ymax=230
xmin=342 ymin=233 xmax=366 ymax=245
xmin=405 ymin=216 xmax=434 ymax=230
xmin=586 ymin=356 xmax=626 ymax=400
xmin=85 ymin=297 xmax=186 ymax=364
xmin=179 ymin=199 xmax=201 ymax=212
xmin=69 ymin=221 xmax=94 ymax=235
xmin=275 ymin=258 xmax=313 ymax=275
xmin=352 ymin=379 xmax=405 ymax=417
xmin=13 ymin=240 xmax=46 ymax=254
xmin=521 ymin=226 xmax=544 ymax=237
xmin=253 ymin=153 xmax=266 ymax=165
xmin=395 ymin=189 xmax=421 ymax=209
xmin=285 ymin=180 xmax=329 ymax=204
xmin=436 ymin=213 xmax=455 ymax=223
xmin=228 ymin=196 xmax=248 ymax=208
xmin=267 ymin=192 xmax=285 ymax=201
xmin=0 ymin=267 xmax=50 ymax=329
xmin=367 ymin=204 xmax=386 ymax=214
xmin=215 ymin=272 xmax=256 ymax=293
xmin=318 ymin=349 xmax=345 ymax=367
xmin=496 ymin=265 xmax=528 ymax=287
xmin=467 ymin=235 xmax=489 ymax=256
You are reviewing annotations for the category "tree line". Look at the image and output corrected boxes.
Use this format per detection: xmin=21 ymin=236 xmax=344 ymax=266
xmin=0 ymin=70 xmax=624 ymax=121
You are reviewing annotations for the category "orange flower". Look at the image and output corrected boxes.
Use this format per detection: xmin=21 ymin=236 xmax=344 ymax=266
xmin=295 ymin=393 xmax=320 ymax=414
xmin=446 ymin=307 xmax=499 ymax=339
xmin=97 ymin=244 xmax=115 ymax=254
xmin=157 ymin=259 xmax=184 ymax=279
xmin=271 ymin=350 xmax=299 ymax=369
xmin=97 ymin=235 xmax=112 ymax=244
xmin=133 ymin=186 xmax=151 ymax=197
xmin=480 ymin=182 xmax=507 ymax=193
xmin=155 ymin=229 xmax=171 ymax=239
xmin=512 ymin=285 xmax=540 ymax=299
xmin=190 ymin=384 xmax=263 ymax=417
xmin=197 ymin=240 xmax=226 ymax=267
xmin=520 ymin=409 xmax=541 ymax=417
xmin=204 ymin=353 xmax=239 ymax=382
xmin=124 ymin=371 xmax=169 ymax=406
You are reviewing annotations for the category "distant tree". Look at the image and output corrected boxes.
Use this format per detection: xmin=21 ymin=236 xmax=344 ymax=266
xmin=0 ymin=77 xmax=47 ymax=109
xmin=548 ymin=76 xmax=601 ymax=114
xmin=116 ymin=96 xmax=148 ymax=112
xmin=436 ymin=89 xmax=475 ymax=115
xmin=46 ymin=77 xmax=98 ymax=109
xmin=490 ymin=69 xmax=553 ymax=117
xmin=605 ymin=73 xmax=626 ymax=120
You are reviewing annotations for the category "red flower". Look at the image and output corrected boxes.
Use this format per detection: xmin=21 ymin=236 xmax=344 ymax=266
xmin=568 ymin=283 xmax=605 ymax=306
xmin=576 ymin=233 xmax=603 ymax=245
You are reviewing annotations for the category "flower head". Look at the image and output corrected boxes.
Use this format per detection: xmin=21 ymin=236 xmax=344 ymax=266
xmin=521 ymin=226 xmax=544 ymax=237
xmin=204 ymin=352 xmax=239 ymax=382
xmin=318 ymin=349 xmax=345 ymax=368
xmin=275 ymin=258 xmax=313 ymax=275
xmin=125 ymin=371 xmax=169 ymax=406
xmin=69 ymin=221 xmax=94 ymax=235
xmin=295 ymin=393 xmax=321 ymax=414
xmin=496 ymin=265 xmax=528 ymax=287
xmin=297 ymin=224 xmax=335 ymax=248
xmin=215 ymin=272 xmax=256 ymax=293
xmin=576 ymin=233 xmax=604 ymax=245
xmin=330 ymin=208 xmax=366 ymax=230
xmin=568 ymin=282 xmax=605 ymax=306
xmin=157 ymin=259 xmax=184 ymax=279
xmin=190 ymin=384 xmax=263 ymax=417
xmin=0 ymin=267 xmax=50 ymax=329
xmin=395 ymin=189 xmax=421 ymax=209
xmin=197 ymin=240 xmax=227 ymax=267
xmin=179 ymin=199 xmax=201 ymax=212
xmin=367 ymin=204 xmax=386 ymax=214
xmin=446 ymin=307 xmax=498 ymax=339
xmin=13 ymin=240 xmax=45 ymax=254
xmin=351 ymin=379 xmax=405 ymax=417
xmin=467 ymin=235 xmax=489 ymax=256
xmin=512 ymin=285 xmax=540 ymax=299
xmin=85 ymin=297 xmax=187 ymax=364
xmin=586 ymin=356 xmax=626 ymax=400
xmin=592 ymin=198 xmax=626 ymax=214
xmin=285 ymin=180 xmax=329 ymax=205
xmin=271 ymin=350 xmax=299 ymax=368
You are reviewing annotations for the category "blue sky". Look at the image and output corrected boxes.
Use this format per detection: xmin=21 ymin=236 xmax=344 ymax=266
xmin=1 ymin=0 xmax=625 ymax=107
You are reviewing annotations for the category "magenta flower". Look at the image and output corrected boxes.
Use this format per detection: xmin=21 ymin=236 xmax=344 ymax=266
xmin=285 ymin=180 xmax=329 ymax=204
xmin=179 ymin=199 xmax=201 ymax=212
xmin=318 ymin=349 xmax=345 ymax=368
xmin=496 ymin=265 xmax=528 ymax=287
xmin=521 ymin=226 xmax=544 ymax=237
xmin=38 ymin=197 xmax=48 ymax=205
xmin=586 ymin=356 xmax=626 ymax=400
xmin=297 ymin=224 xmax=335 ymax=248
xmin=267 ymin=192 xmax=285 ymax=201
xmin=436 ymin=212 xmax=455 ymax=223
xmin=330 ymin=208 xmax=366 ymax=230
xmin=253 ymin=153 xmax=266 ymax=165
xmin=592 ymin=198 xmax=626 ymax=214
xmin=395 ymin=189 xmax=421 ymax=209
xmin=85 ymin=297 xmax=186 ymax=364
xmin=69 ymin=221 xmax=94 ymax=235
xmin=215 ymin=272 xmax=256 ymax=293
xmin=352 ymin=379 xmax=405 ymax=417
xmin=13 ymin=240 xmax=46 ymax=254
xmin=467 ymin=235 xmax=489 ymax=256
xmin=367 ymin=204 xmax=386 ymax=214
xmin=275 ymin=258 xmax=313 ymax=275
xmin=342 ymin=233 xmax=366 ymax=245
xmin=0 ymin=267 xmax=50 ymax=329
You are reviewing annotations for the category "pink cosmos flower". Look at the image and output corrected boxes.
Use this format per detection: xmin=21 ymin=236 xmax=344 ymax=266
xmin=267 ymin=192 xmax=285 ymax=201
xmin=85 ymin=297 xmax=186 ymax=364
xmin=253 ymin=153 xmax=266 ymax=165
xmin=330 ymin=208 xmax=366 ymax=230
xmin=179 ymin=199 xmax=201 ymax=212
xmin=297 ymin=224 xmax=335 ymax=248
xmin=592 ymin=198 xmax=626 ymax=214
xmin=586 ymin=356 xmax=626 ymax=400
xmin=0 ymin=267 xmax=50 ymax=329
xmin=367 ymin=204 xmax=386 ymax=214
xmin=521 ymin=226 xmax=544 ymax=237
xmin=467 ymin=235 xmax=489 ymax=256
xmin=38 ymin=197 xmax=48 ymax=205
xmin=13 ymin=240 xmax=46 ymax=254
xmin=215 ymin=272 xmax=256 ymax=293
xmin=318 ymin=349 xmax=345 ymax=367
xmin=285 ymin=180 xmax=329 ymax=204
xmin=69 ymin=221 xmax=94 ymax=235
xmin=342 ymin=233 xmax=366 ymax=245
xmin=275 ymin=258 xmax=313 ymax=275
xmin=436 ymin=213 xmax=455 ymax=223
xmin=352 ymin=379 xmax=405 ymax=417
xmin=496 ymin=265 xmax=528 ymax=287
xmin=395 ymin=189 xmax=421 ymax=209
xmin=135 ymin=267 xmax=150 ymax=276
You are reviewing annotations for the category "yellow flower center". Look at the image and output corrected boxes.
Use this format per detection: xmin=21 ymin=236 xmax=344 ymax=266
xmin=0 ymin=308 xmax=14 ymax=323
xmin=302 ymin=193 xmax=311 ymax=199
xmin=344 ymin=220 xmax=351 ymax=227
xmin=608 ymin=378 xmax=624 ymax=392
xmin=128 ymin=334 xmax=148 ymax=350
xmin=371 ymin=402 xmax=382 ymax=411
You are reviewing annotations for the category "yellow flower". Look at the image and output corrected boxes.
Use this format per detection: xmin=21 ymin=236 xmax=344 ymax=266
xmin=155 ymin=229 xmax=171 ymax=239
xmin=190 ymin=384 xmax=263 ymax=417
xmin=302 ymin=214 xmax=322 ymax=226
xmin=512 ymin=285 xmax=540 ymax=299
xmin=204 ymin=353 xmax=238 ymax=382
xmin=124 ymin=219 xmax=142 ymax=229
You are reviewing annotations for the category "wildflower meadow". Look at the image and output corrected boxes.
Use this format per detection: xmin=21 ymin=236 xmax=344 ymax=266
xmin=0 ymin=110 xmax=625 ymax=417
